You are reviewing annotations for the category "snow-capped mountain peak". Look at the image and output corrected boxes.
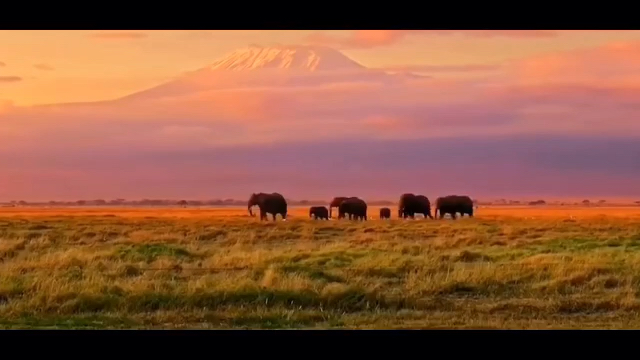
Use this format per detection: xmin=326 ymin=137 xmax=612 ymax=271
xmin=114 ymin=44 xmax=425 ymax=102
xmin=205 ymin=44 xmax=366 ymax=72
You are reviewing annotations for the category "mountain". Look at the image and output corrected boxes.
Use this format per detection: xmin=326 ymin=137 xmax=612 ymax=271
xmin=205 ymin=44 xmax=367 ymax=71
xmin=115 ymin=45 xmax=428 ymax=102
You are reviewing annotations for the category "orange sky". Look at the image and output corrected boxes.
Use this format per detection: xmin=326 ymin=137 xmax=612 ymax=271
xmin=2 ymin=30 xmax=640 ymax=201
xmin=3 ymin=30 xmax=640 ymax=105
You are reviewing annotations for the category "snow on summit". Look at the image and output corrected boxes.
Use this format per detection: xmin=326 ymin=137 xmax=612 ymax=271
xmin=206 ymin=45 xmax=366 ymax=71
xmin=115 ymin=44 xmax=423 ymax=102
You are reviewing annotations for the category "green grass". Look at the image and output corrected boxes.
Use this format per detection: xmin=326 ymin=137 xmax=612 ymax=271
xmin=2 ymin=207 xmax=640 ymax=329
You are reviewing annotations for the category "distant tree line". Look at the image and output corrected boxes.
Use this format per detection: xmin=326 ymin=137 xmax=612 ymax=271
xmin=0 ymin=198 xmax=637 ymax=207
xmin=0 ymin=198 xmax=396 ymax=207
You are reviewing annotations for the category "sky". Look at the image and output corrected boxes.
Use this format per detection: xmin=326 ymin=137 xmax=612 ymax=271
xmin=1 ymin=30 xmax=640 ymax=201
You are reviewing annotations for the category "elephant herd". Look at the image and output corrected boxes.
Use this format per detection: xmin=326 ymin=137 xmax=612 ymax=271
xmin=247 ymin=192 xmax=475 ymax=221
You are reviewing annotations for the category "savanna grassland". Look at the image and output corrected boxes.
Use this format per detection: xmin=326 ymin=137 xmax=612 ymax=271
xmin=2 ymin=205 xmax=640 ymax=329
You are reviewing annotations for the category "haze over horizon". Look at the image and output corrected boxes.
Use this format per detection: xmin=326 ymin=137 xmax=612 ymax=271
xmin=1 ymin=30 xmax=640 ymax=202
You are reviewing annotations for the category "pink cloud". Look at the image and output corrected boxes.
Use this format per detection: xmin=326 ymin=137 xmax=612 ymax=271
xmin=305 ymin=30 xmax=559 ymax=49
xmin=379 ymin=64 xmax=502 ymax=73
xmin=426 ymin=30 xmax=559 ymax=38
xmin=89 ymin=32 xmax=148 ymax=40
xmin=503 ymin=41 xmax=640 ymax=87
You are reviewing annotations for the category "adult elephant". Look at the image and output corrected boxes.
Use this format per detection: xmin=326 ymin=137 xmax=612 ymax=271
xmin=248 ymin=192 xmax=288 ymax=221
xmin=434 ymin=195 xmax=474 ymax=219
xmin=338 ymin=197 xmax=368 ymax=221
xmin=398 ymin=193 xmax=433 ymax=219
xmin=415 ymin=195 xmax=434 ymax=219
xmin=328 ymin=196 xmax=350 ymax=218
xmin=398 ymin=193 xmax=417 ymax=218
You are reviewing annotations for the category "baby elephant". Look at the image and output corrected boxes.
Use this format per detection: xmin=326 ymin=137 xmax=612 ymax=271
xmin=379 ymin=207 xmax=391 ymax=219
xmin=309 ymin=206 xmax=329 ymax=220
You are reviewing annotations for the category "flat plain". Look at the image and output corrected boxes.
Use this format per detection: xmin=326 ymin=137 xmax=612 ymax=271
xmin=2 ymin=205 xmax=640 ymax=329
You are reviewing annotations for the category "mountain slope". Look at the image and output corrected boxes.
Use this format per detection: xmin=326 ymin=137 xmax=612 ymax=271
xmin=205 ymin=45 xmax=367 ymax=71
xmin=115 ymin=45 xmax=427 ymax=102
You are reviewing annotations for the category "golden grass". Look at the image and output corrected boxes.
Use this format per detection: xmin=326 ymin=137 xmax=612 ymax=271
xmin=1 ymin=205 xmax=640 ymax=329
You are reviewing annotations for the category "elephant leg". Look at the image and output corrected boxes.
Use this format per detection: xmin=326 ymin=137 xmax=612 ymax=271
xmin=451 ymin=212 xmax=457 ymax=220
xmin=272 ymin=213 xmax=277 ymax=221
xmin=260 ymin=210 xmax=267 ymax=221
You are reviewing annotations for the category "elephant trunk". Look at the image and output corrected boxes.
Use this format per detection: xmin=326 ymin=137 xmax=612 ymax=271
xmin=248 ymin=204 xmax=254 ymax=217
